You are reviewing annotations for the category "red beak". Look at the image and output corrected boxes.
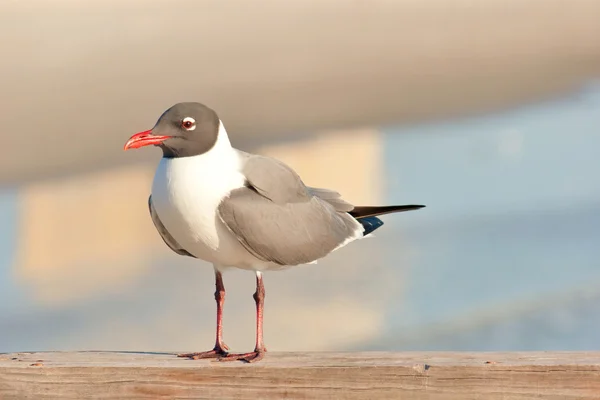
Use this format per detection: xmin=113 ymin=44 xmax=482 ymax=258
xmin=123 ymin=130 xmax=172 ymax=150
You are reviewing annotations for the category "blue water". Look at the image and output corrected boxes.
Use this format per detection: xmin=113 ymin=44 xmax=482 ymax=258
xmin=384 ymin=85 xmax=600 ymax=222
xmin=375 ymin=83 xmax=600 ymax=350
xmin=0 ymin=188 xmax=32 ymax=317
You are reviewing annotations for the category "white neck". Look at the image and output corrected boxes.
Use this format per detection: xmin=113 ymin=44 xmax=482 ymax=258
xmin=213 ymin=120 xmax=233 ymax=153
xmin=177 ymin=119 xmax=236 ymax=166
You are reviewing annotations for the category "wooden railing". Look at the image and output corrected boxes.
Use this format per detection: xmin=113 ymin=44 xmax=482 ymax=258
xmin=1 ymin=351 xmax=599 ymax=399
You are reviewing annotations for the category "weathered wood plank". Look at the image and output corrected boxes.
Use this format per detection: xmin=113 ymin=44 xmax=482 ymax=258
xmin=1 ymin=352 xmax=599 ymax=399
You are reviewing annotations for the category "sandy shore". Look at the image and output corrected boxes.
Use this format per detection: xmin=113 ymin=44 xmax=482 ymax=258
xmin=1 ymin=0 xmax=599 ymax=183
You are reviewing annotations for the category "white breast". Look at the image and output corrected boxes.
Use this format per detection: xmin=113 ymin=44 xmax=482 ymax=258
xmin=150 ymin=123 xmax=251 ymax=266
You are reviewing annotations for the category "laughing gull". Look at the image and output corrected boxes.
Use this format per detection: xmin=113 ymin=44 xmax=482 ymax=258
xmin=123 ymin=102 xmax=424 ymax=362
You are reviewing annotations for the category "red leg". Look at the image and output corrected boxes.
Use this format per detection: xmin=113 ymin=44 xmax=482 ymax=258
xmin=214 ymin=270 xmax=229 ymax=351
xmin=178 ymin=269 xmax=229 ymax=359
xmin=219 ymin=271 xmax=266 ymax=363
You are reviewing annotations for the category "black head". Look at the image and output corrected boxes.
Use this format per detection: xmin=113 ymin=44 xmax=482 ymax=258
xmin=124 ymin=102 xmax=220 ymax=158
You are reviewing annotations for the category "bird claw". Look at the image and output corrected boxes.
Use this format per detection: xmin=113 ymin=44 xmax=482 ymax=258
xmin=177 ymin=345 xmax=229 ymax=360
xmin=217 ymin=350 xmax=265 ymax=363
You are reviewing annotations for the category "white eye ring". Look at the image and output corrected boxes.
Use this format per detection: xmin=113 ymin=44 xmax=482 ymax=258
xmin=181 ymin=117 xmax=196 ymax=131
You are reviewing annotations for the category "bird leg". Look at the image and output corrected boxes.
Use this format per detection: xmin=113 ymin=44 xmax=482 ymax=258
xmin=219 ymin=271 xmax=267 ymax=363
xmin=178 ymin=270 xmax=230 ymax=359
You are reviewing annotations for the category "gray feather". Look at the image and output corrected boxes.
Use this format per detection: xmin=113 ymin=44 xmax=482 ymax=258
xmin=307 ymin=187 xmax=355 ymax=212
xmin=148 ymin=195 xmax=195 ymax=258
xmin=218 ymin=154 xmax=361 ymax=266
xmin=238 ymin=152 xmax=310 ymax=204
xmin=218 ymin=188 xmax=360 ymax=266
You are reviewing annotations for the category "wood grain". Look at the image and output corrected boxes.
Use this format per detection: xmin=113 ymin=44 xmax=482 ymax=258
xmin=1 ymin=352 xmax=599 ymax=399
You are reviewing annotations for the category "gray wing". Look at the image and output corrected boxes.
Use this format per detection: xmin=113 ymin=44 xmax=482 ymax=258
xmin=235 ymin=152 xmax=310 ymax=204
xmin=217 ymin=155 xmax=363 ymax=266
xmin=307 ymin=187 xmax=354 ymax=212
xmin=237 ymin=151 xmax=355 ymax=210
xmin=148 ymin=195 xmax=195 ymax=258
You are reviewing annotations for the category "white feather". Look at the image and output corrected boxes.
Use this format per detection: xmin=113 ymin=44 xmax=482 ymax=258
xmin=151 ymin=122 xmax=265 ymax=269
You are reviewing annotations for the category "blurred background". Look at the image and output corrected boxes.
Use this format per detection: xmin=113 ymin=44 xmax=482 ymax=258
xmin=1 ymin=0 xmax=600 ymax=354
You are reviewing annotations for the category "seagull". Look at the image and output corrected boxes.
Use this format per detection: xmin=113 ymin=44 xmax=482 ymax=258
xmin=123 ymin=102 xmax=424 ymax=362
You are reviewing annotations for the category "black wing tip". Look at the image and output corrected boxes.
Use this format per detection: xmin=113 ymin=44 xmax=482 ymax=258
xmin=349 ymin=204 xmax=426 ymax=219
xmin=394 ymin=204 xmax=426 ymax=211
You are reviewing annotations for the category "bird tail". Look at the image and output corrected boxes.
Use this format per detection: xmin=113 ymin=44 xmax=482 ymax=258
xmin=349 ymin=204 xmax=425 ymax=236
xmin=349 ymin=204 xmax=425 ymax=219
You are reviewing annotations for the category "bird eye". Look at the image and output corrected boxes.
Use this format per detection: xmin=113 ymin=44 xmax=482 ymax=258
xmin=181 ymin=117 xmax=196 ymax=131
